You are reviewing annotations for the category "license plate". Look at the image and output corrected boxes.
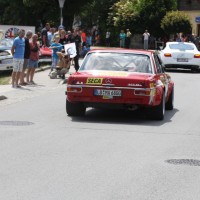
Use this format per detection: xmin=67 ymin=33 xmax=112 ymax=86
xmin=94 ymin=89 xmax=122 ymax=97
xmin=177 ymin=58 xmax=188 ymax=62
xmin=1 ymin=59 xmax=13 ymax=64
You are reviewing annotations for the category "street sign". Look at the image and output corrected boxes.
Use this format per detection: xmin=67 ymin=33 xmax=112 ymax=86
xmin=195 ymin=16 xmax=200 ymax=23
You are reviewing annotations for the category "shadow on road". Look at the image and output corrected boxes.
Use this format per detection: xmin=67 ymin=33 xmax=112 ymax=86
xmin=70 ymin=108 xmax=179 ymax=126
xmin=165 ymin=68 xmax=200 ymax=74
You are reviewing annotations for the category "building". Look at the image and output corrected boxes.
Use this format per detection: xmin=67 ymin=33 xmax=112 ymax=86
xmin=177 ymin=0 xmax=200 ymax=35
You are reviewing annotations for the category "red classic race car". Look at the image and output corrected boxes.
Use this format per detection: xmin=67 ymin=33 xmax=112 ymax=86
xmin=66 ymin=49 xmax=174 ymax=120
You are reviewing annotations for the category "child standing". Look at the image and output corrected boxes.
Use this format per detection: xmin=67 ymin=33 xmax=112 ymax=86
xmin=50 ymin=35 xmax=62 ymax=72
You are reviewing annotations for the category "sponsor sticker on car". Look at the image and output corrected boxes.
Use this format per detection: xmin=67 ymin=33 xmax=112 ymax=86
xmin=86 ymin=78 xmax=103 ymax=85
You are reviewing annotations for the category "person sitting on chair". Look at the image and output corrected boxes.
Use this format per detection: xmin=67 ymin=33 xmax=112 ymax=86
xmin=56 ymin=49 xmax=71 ymax=79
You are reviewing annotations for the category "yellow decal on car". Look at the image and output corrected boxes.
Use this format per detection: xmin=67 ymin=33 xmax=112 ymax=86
xmin=86 ymin=78 xmax=103 ymax=84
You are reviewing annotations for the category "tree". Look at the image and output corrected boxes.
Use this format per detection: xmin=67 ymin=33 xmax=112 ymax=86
xmin=107 ymin=0 xmax=139 ymax=30
xmin=161 ymin=11 xmax=192 ymax=34
xmin=135 ymin=0 xmax=177 ymax=36
xmin=107 ymin=0 xmax=177 ymax=37
xmin=0 ymin=0 xmax=94 ymax=30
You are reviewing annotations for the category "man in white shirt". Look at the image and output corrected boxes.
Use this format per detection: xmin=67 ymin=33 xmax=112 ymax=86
xmin=143 ymin=30 xmax=150 ymax=50
xmin=106 ymin=30 xmax=111 ymax=47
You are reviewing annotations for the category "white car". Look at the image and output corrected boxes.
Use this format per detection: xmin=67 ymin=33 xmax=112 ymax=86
xmin=0 ymin=49 xmax=13 ymax=71
xmin=159 ymin=42 xmax=200 ymax=72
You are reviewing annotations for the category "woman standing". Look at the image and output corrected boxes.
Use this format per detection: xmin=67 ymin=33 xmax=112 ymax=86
xmin=59 ymin=29 xmax=67 ymax=47
xmin=26 ymin=34 xmax=40 ymax=84
xmin=119 ymin=30 xmax=126 ymax=48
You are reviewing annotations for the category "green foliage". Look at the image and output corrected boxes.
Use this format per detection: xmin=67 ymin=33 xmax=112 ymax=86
xmin=161 ymin=11 xmax=192 ymax=34
xmin=107 ymin=0 xmax=177 ymax=37
xmin=0 ymin=0 xmax=94 ymax=30
xmin=107 ymin=0 xmax=139 ymax=29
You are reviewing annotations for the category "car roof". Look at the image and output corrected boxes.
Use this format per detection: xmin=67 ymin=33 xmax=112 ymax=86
xmin=166 ymin=41 xmax=195 ymax=45
xmin=89 ymin=48 xmax=154 ymax=56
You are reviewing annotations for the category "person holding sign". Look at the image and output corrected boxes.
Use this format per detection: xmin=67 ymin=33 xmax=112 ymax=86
xmin=66 ymin=29 xmax=81 ymax=72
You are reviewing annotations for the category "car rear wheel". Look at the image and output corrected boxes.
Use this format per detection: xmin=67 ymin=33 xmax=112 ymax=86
xmin=166 ymin=87 xmax=174 ymax=110
xmin=66 ymin=100 xmax=86 ymax=116
xmin=148 ymin=92 xmax=165 ymax=120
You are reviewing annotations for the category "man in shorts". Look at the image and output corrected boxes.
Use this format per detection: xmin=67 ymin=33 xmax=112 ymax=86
xmin=19 ymin=30 xmax=33 ymax=85
xmin=11 ymin=29 xmax=25 ymax=88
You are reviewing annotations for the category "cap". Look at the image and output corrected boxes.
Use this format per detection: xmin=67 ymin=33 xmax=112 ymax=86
xmin=58 ymin=25 xmax=64 ymax=30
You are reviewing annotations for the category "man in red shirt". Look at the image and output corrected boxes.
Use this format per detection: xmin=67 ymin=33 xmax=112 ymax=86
xmin=81 ymin=29 xmax=86 ymax=47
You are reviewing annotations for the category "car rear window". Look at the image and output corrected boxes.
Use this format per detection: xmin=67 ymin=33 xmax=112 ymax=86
xmin=80 ymin=52 xmax=152 ymax=73
xmin=169 ymin=43 xmax=194 ymax=50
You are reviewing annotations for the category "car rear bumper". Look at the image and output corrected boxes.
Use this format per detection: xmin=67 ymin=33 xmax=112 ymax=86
xmin=66 ymin=85 xmax=162 ymax=107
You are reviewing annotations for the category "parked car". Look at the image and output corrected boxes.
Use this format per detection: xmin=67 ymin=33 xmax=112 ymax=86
xmin=66 ymin=49 xmax=174 ymax=120
xmin=0 ymin=38 xmax=13 ymax=50
xmin=0 ymin=38 xmax=52 ymax=70
xmin=0 ymin=49 xmax=13 ymax=71
xmin=159 ymin=42 xmax=200 ymax=72
xmin=39 ymin=46 xmax=52 ymax=64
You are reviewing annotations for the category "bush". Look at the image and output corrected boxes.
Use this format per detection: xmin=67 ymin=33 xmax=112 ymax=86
xmin=161 ymin=11 xmax=192 ymax=34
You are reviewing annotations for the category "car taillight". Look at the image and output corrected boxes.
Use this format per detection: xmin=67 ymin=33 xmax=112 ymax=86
xmin=194 ymin=54 xmax=200 ymax=58
xmin=164 ymin=53 xmax=171 ymax=57
xmin=67 ymin=86 xmax=82 ymax=93
xmin=134 ymin=82 xmax=156 ymax=96
xmin=134 ymin=89 xmax=151 ymax=95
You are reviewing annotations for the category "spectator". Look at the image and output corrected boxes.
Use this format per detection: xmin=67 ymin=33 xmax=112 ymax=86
xmin=81 ymin=29 xmax=86 ymax=47
xmin=66 ymin=30 xmax=72 ymax=40
xmin=176 ymin=33 xmax=184 ymax=42
xmin=56 ymin=49 xmax=71 ymax=79
xmin=11 ymin=29 xmax=25 ymax=88
xmin=143 ymin=30 xmax=150 ymax=50
xmin=50 ymin=35 xmax=62 ymax=72
xmin=59 ymin=29 xmax=67 ymax=46
xmin=41 ymin=23 xmax=50 ymax=47
xmin=81 ymin=43 xmax=90 ymax=57
xmin=53 ymin=25 xmax=64 ymax=42
xmin=119 ymin=30 xmax=126 ymax=48
xmin=92 ymin=28 xmax=96 ymax=46
xmin=48 ymin=27 xmax=55 ymax=46
xmin=19 ymin=30 xmax=32 ymax=86
xmin=105 ymin=29 xmax=111 ymax=47
xmin=86 ymin=31 xmax=92 ymax=46
xmin=125 ymin=29 xmax=132 ymax=48
xmin=26 ymin=34 xmax=40 ymax=84
xmin=66 ymin=29 xmax=81 ymax=72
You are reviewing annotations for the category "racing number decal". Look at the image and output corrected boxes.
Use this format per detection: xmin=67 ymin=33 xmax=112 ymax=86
xmin=86 ymin=78 xmax=103 ymax=85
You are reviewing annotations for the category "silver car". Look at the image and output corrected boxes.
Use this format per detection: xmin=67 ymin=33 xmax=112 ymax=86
xmin=0 ymin=49 xmax=13 ymax=71
xmin=0 ymin=39 xmax=13 ymax=71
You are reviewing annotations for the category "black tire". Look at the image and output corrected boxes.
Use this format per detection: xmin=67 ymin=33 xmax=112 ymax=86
xmin=148 ymin=92 xmax=165 ymax=120
xmin=66 ymin=100 xmax=86 ymax=116
xmin=166 ymin=87 xmax=174 ymax=110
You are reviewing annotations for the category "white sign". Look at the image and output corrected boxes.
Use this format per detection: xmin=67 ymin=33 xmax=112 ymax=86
xmin=64 ymin=43 xmax=77 ymax=58
xmin=0 ymin=25 xmax=35 ymax=38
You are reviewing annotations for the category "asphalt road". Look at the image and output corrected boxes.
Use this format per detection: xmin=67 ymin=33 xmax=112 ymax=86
xmin=0 ymin=69 xmax=200 ymax=200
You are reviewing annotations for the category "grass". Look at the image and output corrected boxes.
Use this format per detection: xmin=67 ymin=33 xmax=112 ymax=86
xmin=0 ymin=71 xmax=12 ymax=85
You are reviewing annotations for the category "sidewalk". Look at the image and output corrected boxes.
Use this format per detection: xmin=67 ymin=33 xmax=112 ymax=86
xmin=0 ymin=63 xmax=76 ymax=105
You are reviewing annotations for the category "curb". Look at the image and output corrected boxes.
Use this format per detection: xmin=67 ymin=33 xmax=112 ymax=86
xmin=35 ymin=65 xmax=51 ymax=73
